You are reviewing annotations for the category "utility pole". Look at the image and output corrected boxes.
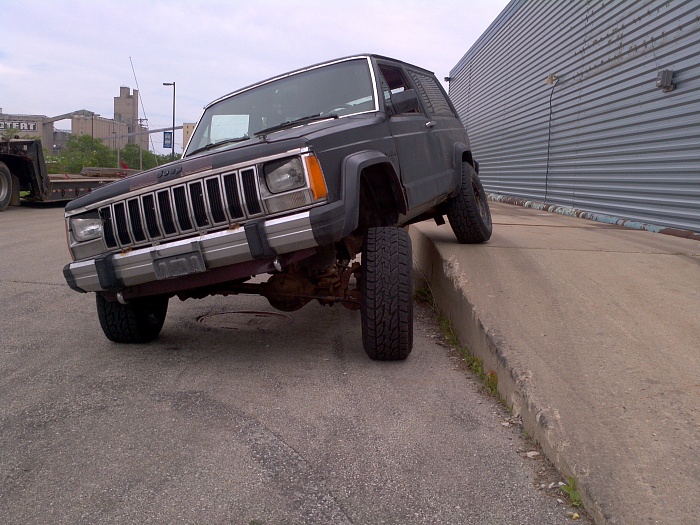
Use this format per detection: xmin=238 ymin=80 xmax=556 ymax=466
xmin=91 ymin=112 xmax=99 ymax=154
xmin=163 ymin=82 xmax=176 ymax=161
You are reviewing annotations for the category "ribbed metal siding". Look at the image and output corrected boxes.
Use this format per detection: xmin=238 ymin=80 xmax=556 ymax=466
xmin=450 ymin=0 xmax=700 ymax=232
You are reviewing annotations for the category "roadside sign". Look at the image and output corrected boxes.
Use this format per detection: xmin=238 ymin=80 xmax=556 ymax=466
xmin=163 ymin=131 xmax=172 ymax=149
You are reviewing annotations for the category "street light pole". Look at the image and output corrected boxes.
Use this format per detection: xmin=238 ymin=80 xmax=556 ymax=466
xmin=163 ymin=82 xmax=175 ymax=161
xmin=91 ymin=112 xmax=96 ymax=154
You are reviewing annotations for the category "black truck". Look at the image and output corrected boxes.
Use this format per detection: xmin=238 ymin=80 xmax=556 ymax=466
xmin=0 ymin=139 xmax=137 ymax=211
xmin=63 ymin=54 xmax=492 ymax=360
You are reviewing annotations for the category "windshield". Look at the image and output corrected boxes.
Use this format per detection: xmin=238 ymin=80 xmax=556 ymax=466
xmin=185 ymin=58 xmax=377 ymax=156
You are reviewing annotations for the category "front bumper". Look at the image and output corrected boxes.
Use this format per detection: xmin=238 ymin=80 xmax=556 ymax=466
xmin=64 ymin=210 xmax=324 ymax=294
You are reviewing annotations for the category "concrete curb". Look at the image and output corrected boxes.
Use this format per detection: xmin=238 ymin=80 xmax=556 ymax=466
xmin=410 ymin=226 xmax=609 ymax=525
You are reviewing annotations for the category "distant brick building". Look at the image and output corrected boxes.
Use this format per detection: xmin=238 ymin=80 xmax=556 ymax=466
xmin=1 ymin=86 xmax=149 ymax=155
xmin=182 ymin=122 xmax=196 ymax=151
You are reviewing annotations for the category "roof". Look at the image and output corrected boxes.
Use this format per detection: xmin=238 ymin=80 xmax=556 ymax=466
xmin=206 ymin=54 xmax=435 ymax=109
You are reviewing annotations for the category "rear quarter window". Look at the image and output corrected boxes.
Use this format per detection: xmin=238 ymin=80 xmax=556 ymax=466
xmin=408 ymin=70 xmax=455 ymax=117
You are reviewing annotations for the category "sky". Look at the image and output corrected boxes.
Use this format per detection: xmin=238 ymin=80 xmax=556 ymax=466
xmin=0 ymin=0 xmax=510 ymax=154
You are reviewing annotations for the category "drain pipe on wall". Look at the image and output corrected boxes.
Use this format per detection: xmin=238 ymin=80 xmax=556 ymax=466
xmin=544 ymin=73 xmax=560 ymax=204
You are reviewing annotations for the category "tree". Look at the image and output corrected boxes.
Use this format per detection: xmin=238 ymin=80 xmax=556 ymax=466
xmin=120 ymin=143 xmax=157 ymax=170
xmin=1 ymin=127 xmax=20 ymax=141
xmin=47 ymin=134 xmax=180 ymax=174
xmin=49 ymin=135 xmax=116 ymax=174
xmin=117 ymin=144 xmax=181 ymax=170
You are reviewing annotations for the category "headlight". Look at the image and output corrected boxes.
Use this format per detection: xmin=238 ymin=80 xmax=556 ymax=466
xmin=263 ymin=157 xmax=306 ymax=194
xmin=70 ymin=217 xmax=103 ymax=242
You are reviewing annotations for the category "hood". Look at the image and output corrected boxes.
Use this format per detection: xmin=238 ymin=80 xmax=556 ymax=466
xmin=65 ymin=112 xmax=382 ymax=213
xmin=65 ymin=135 xmax=308 ymax=212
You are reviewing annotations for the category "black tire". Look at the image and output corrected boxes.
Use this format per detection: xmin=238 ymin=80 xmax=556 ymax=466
xmin=96 ymin=294 xmax=169 ymax=343
xmin=361 ymin=227 xmax=413 ymax=360
xmin=0 ymin=162 xmax=12 ymax=211
xmin=446 ymin=162 xmax=492 ymax=243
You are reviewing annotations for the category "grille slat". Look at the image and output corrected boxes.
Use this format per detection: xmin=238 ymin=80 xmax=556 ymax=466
xmin=189 ymin=182 xmax=210 ymax=228
xmin=142 ymin=194 xmax=161 ymax=238
xmin=173 ymin=186 xmax=193 ymax=231
xmin=98 ymin=167 xmax=264 ymax=250
xmin=100 ymin=207 xmax=117 ymax=248
xmin=113 ymin=203 xmax=131 ymax=245
xmin=157 ymin=191 xmax=177 ymax=235
xmin=241 ymin=169 xmax=262 ymax=215
xmin=223 ymin=173 xmax=244 ymax=219
xmin=206 ymin=178 xmax=227 ymax=223
xmin=127 ymin=199 xmax=146 ymax=242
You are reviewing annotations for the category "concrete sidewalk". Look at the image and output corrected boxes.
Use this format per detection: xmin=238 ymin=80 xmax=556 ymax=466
xmin=410 ymin=202 xmax=699 ymax=525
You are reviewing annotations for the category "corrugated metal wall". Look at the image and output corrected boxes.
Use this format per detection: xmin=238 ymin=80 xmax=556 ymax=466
xmin=450 ymin=0 xmax=700 ymax=232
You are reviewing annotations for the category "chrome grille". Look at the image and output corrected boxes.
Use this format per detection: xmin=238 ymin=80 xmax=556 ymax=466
xmin=101 ymin=168 xmax=263 ymax=249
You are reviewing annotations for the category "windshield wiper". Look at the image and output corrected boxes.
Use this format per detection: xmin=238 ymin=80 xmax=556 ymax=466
xmin=187 ymin=135 xmax=249 ymax=156
xmin=254 ymin=114 xmax=338 ymax=137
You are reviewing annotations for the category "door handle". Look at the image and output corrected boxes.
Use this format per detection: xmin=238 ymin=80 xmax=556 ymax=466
xmin=426 ymin=121 xmax=436 ymax=128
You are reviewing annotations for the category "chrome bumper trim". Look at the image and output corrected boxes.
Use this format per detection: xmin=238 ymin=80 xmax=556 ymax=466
xmin=66 ymin=211 xmax=316 ymax=292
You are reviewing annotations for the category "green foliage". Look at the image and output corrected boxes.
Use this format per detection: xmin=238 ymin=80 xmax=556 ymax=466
xmin=120 ymin=143 xmax=158 ymax=170
xmin=415 ymin=285 xmax=502 ymax=400
xmin=50 ymin=134 xmax=115 ymax=174
xmin=120 ymin=143 xmax=181 ymax=169
xmin=48 ymin=135 xmax=178 ymax=174
xmin=1 ymin=127 xmax=20 ymax=141
xmin=560 ymin=476 xmax=583 ymax=508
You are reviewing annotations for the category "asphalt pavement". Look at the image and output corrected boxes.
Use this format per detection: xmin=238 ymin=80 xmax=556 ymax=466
xmin=410 ymin=201 xmax=700 ymax=525
xmin=1 ymin=203 xmax=588 ymax=524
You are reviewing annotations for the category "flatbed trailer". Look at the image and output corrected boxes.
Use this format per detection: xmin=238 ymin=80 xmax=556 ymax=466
xmin=0 ymin=139 xmax=138 ymax=211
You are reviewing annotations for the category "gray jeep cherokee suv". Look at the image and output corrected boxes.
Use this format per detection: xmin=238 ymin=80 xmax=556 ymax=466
xmin=63 ymin=54 xmax=492 ymax=360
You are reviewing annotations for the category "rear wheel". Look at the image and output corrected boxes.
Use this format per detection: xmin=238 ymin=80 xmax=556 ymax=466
xmin=446 ymin=162 xmax=492 ymax=243
xmin=361 ymin=227 xmax=413 ymax=360
xmin=96 ymin=294 xmax=169 ymax=343
xmin=0 ymin=163 xmax=12 ymax=211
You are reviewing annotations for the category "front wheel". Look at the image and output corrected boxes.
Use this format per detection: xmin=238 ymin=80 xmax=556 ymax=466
xmin=96 ymin=294 xmax=169 ymax=343
xmin=361 ymin=227 xmax=413 ymax=360
xmin=446 ymin=162 xmax=492 ymax=243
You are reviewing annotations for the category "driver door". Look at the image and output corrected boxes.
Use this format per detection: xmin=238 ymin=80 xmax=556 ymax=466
xmin=376 ymin=61 xmax=453 ymax=210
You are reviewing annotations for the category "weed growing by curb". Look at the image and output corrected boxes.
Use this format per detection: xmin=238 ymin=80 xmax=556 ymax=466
xmin=414 ymin=285 xmax=501 ymax=401
xmin=560 ymin=477 xmax=583 ymax=508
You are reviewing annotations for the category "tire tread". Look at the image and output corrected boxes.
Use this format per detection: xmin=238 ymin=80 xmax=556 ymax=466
xmin=447 ymin=163 xmax=492 ymax=244
xmin=361 ymin=227 xmax=413 ymax=360
xmin=96 ymin=295 xmax=168 ymax=344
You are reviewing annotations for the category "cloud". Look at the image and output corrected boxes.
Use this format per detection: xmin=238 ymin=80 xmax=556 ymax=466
xmin=1 ymin=0 xmax=508 ymax=152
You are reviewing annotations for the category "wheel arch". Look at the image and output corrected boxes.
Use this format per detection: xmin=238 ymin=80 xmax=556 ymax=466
xmin=341 ymin=150 xmax=407 ymax=235
xmin=452 ymin=143 xmax=477 ymax=196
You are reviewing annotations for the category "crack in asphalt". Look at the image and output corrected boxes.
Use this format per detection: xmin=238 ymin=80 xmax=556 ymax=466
xmin=4 ymin=280 xmax=67 ymax=286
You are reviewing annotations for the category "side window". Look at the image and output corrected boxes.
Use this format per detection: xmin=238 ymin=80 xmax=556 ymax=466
xmin=407 ymin=70 xmax=455 ymax=117
xmin=378 ymin=64 xmax=421 ymax=114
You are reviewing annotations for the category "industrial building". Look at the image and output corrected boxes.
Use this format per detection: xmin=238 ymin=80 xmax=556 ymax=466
xmin=182 ymin=122 xmax=196 ymax=152
xmin=449 ymin=0 xmax=700 ymax=233
xmin=0 ymin=87 xmax=148 ymax=155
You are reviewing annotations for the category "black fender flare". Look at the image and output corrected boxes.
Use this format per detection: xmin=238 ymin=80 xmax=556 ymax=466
xmin=452 ymin=143 xmax=475 ymax=196
xmin=310 ymin=150 xmax=405 ymax=245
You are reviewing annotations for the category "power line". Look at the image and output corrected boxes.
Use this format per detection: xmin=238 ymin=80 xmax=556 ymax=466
xmin=129 ymin=57 xmax=158 ymax=159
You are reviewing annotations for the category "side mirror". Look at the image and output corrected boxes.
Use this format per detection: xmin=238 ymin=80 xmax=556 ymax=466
xmin=390 ymin=89 xmax=420 ymax=114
